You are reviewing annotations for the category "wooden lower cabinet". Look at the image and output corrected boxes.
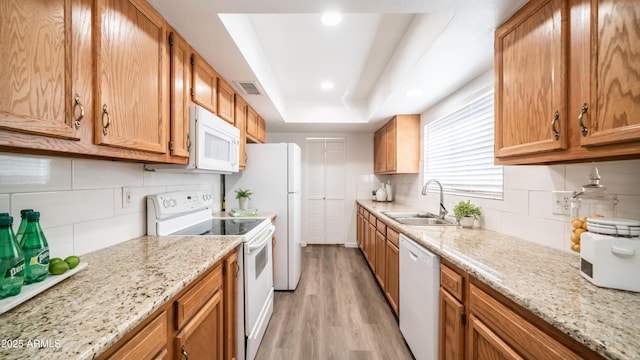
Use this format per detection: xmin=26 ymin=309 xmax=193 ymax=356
xmin=175 ymin=291 xmax=224 ymax=360
xmin=108 ymin=311 xmax=168 ymax=360
xmin=439 ymin=259 xmax=603 ymax=360
xmin=99 ymin=250 xmax=237 ymax=360
xmin=384 ymin=238 xmax=399 ymax=315
xmin=374 ymin=224 xmax=386 ymax=288
xmin=357 ymin=207 xmax=400 ymax=316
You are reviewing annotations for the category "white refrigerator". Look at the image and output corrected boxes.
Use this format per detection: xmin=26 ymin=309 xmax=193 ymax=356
xmin=225 ymin=143 xmax=302 ymax=291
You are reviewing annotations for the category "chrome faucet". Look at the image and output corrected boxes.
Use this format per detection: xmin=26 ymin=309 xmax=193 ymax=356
xmin=421 ymin=179 xmax=448 ymax=219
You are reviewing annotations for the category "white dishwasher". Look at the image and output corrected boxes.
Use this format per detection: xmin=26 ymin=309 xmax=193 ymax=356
xmin=399 ymin=234 xmax=440 ymax=360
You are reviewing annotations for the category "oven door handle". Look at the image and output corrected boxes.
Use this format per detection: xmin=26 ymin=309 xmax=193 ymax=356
xmin=246 ymin=225 xmax=275 ymax=253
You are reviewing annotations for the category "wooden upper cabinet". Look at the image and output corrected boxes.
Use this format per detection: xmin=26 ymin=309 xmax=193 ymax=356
xmin=494 ymin=0 xmax=568 ymax=158
xmin=168 ymin=31 xmax=191 ymax=158
xmin=235 ymin=94 xmax=247 ymax=169
xmin=217 ymin=79 xmax=235 ymax=124
xmin=579 ymin=0 xmax=640 ymax=147
xmin=0 ymin=0 xmax=83 ymax=141
xmin=246 ymin=105 xmax=259 ymax=141
xmin=94 ymin=0 xmax=167 ymax=154
xmin=496 ymin=0 xmax=640 ymax=164
xmin=191 ymin=52 xmax=218 ymax=115
xmin=374 ymin=115 xmax=419 ymax=174
xmin=374 ymin=127 xmax=386 ymax=173
xmin=257 ymin=116 xmax=266 ymax=143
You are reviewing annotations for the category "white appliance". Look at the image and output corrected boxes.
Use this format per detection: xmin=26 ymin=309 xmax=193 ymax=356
xmin=580 ymin=217 xmax=640 ymax=292
xmin=146 ymin=191 xmax=274 ymax=360
xmin=399 ymin=234 xmax=440 ymax=360
xmin=226 ymin=143 xmax=302 ymax=291
xmin=146 ymin=105 xmax=240 ymax=174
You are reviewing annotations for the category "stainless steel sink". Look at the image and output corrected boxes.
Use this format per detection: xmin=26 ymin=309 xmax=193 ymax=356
xmin=382 ymin=211 xmax=457 ymax=226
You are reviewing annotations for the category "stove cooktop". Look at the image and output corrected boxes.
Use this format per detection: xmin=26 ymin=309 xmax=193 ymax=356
xmin=172 ymin=218 xmax=266 ymax=236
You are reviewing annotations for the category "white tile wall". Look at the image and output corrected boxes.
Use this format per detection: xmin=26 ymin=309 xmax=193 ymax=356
xmin=0 ymin=153 xmax=222 ymax=256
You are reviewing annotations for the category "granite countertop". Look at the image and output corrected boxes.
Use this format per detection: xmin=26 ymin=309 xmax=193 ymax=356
xmin=357 ymin=200 xmax=640 ymax=360
xmin=0 ymin=234 xmax=242 ymax=359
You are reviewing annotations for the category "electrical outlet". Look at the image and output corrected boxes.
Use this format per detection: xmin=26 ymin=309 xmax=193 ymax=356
xmin=122 ymin=187 xmax=133 ymax=209
xmin=552 ymin=190 xmax=574 ymax=215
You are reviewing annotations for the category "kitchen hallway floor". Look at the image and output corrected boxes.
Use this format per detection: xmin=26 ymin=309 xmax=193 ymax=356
xmin=255 ymin=245 xmax=414 ymax=360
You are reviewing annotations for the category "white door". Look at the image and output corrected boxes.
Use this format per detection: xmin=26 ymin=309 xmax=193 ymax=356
xmin=304 ymin=138 xmax=345 ymax=244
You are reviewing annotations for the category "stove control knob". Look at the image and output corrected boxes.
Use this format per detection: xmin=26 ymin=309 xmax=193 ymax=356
xmin=163 ymin=199 xmax=170 ymax=208
xmin=170 ymin=199 xmax=178 ymax=207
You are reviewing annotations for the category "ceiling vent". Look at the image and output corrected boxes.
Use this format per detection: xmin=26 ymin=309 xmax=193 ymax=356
xmin=235 ymin=81 xmax=262 ymax=96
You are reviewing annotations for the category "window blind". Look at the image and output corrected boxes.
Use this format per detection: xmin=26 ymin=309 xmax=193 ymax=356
xmin=424 ymin=90 xmax=503 ymax=199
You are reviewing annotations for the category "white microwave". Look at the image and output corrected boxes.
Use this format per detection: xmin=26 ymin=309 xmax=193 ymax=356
xmin=146 ymin=105 xmax=240 ymax=174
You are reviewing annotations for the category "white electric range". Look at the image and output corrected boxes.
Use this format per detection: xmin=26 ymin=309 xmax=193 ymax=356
xmin=147 ymin=191 xmax=274 ymax=360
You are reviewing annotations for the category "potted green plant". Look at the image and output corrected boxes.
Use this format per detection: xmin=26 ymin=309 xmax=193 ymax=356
xmin=453 ymin=200 xmax=481 ymax=228
xmin=235 ymin=188 xmax=253 ymax=210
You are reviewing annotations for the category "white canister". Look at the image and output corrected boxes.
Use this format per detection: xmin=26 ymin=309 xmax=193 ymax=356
xmin=385 ymin=182 xmax=393 ymax=201
xmin=376 ymin=186 xmax=387 ymax=201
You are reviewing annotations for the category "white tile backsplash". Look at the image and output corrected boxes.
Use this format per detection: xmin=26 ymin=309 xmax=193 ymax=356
xmin=390 ymin=160 xmax=640 ymax=253
xmin=73 ymin=159 xmax=144 ymax=189
xmin=0 ymin=153 xmax=72 ymax=193
xmin=0 ymin=152 xmax=221 ymax=256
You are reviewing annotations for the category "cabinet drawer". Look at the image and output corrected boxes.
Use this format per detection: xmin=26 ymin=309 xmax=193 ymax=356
xmin=369 ymin=213 xmax=377 ymax=223
xmin=469 ymin=284 xmax=581 ymax=360
xmin=376 ymin=218 xmax=387 ymax=234
xmin=386 ymin=228 xmax=399 ymax=247
xmin=440 ymin=264 xmax=464 ymax=301
xmin=175 ymin=265 xmax=222 ymax=329
xmin=108 ymin=311 xmax=167 ymax=360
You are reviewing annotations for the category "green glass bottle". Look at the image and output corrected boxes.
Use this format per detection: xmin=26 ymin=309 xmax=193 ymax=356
xmin=21 ymin=211 xmax=49 ymax=284
xmin=15 ymin=209 xmax=33 ymax=246
xmin=0 ymin=214 xmax=25 ymax=298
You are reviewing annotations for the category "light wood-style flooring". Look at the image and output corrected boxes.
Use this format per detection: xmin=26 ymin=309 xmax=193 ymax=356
xmin=256 ymin=245 xmax=414 ymax=360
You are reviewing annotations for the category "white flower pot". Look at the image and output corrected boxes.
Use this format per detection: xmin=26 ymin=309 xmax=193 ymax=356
xmin=239 ymin=197 xmax=249 ymax=210
xmin=460 ymin=216 xmax=475 ymax=228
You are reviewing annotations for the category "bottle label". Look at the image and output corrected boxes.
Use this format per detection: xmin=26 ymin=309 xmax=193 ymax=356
xmin=4 ymin=259 xmax=25 ymax=279
xmin=29 ymin=249 xmax=49 ymax=266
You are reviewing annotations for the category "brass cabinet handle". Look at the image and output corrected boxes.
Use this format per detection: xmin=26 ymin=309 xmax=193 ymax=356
xmin=551 ymin=111 xmax=560 ymax=140
xmin=181 ymin=345 xmax=189 ymax=360
xmin=578 ymin=103 xmax=588 ymax=137
xmin=102 ymin=104 xmax=111 ymax=136
xmin=187 ymin=132 xmax=192 ymax=150
xmin=74 ymin=94 xmax=84 ymax=129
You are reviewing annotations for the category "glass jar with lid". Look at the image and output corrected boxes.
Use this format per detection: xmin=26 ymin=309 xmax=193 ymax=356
xmin=569 ymin=167 xmax=617 ymax=252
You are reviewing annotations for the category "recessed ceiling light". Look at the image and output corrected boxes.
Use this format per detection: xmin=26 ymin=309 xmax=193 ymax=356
xmin=321 ymin=81 xmax=334 ymax=90
xmin=321 ymin=11 xmax=342 ymax=26
xmin=405 ymin=89 xmax=423 ymax=97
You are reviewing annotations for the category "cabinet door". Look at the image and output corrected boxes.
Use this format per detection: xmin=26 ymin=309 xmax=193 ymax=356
xmin=0 ymin=0 xmax=83 ymax=140
xmin=191 ymin=53 xmax=218 ymax=114
xmin=257 ymin=116 xmax=266 ymax=143
xmin=169 ymin=31 xmax=190 ymax=158
xmin=495 ymin=0 xmax=568 ymax=157
xmin=234 ymin=95 xmax=247 ymax=169
xmin=223 ymin=252 xmax=238 ymax=360
xmin=94 ymin=0 xmax=167 ymax=153
xmin=440 ymin=288 xmax=465 ymax=360
xmin=579 ymin=0 xmax=640 ymax=146
xmin=246 ymin=106 xmax=259 ymax=141
xmin=385 ymin=118 xmax=397 ymax=172
xmin=468 ymin=314 xmax=523 ymax=360
xmin=175 ymin=291 xmax=224 ymax=360
xmin=367 ymin=222 xmax=376 ymax=269
xmin=375 ymin=230 xmax=386 ymax=288
xmin=374 ymin=128 xmax=386 ymax=173
xmin=217 ymin=79 xmax=234 ymax=124
xmin=385 ymin=240 xmax=399 ymax=315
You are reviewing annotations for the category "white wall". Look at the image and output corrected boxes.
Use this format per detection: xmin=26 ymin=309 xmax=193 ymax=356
xmin=385 ymin=70 xmax=640 ymax=253
xmin=267 ymin=132 xmax=373 ymax=247
xmin=0 ymin=153 xmax=221 ymax=257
